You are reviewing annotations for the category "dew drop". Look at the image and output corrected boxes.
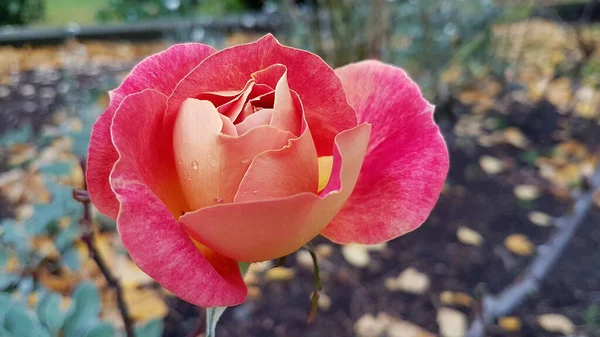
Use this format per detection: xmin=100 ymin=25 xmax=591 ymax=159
xmin=178 ymin=159 xmax=183 ymax=165
xmin=252 ymin=189 xmax=258 ymax=194
xmin=191 ymin=160 xmax=199 ymax=170
xmin=214 ymin=197 xmax=223 ymax=204
xmin=241 ymin=156 xmax=250 ymax=164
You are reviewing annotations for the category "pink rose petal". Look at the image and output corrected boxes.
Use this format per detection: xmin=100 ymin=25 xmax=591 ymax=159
xmin=109 ymin=90 xmax=246 ymax=307
xmin=321 ymin=60 xmax=449 ymax=244
xmin=88 ymin=43 xmax=215 ymax=219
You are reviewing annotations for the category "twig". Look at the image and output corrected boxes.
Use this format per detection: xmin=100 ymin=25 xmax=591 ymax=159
xmin=73 ymin=158 xmax=135 ymax=337
xmin=466 ymin=162 xmax=600 ymax=337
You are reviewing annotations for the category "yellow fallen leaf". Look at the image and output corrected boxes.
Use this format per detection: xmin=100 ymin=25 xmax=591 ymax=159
xmin=125 ymin=288 xmax=168 ymax=321
xmin=318 ymin=292 xmax=331 ymax=310
xmin=265 ymin=267 xmax=295 ymax=281
xmin=514 ymin=184 xmax=540 ymax=201
xmin=437 ymin=307 xmax=466 ymax=337
xmin=528 ymin=211 xmax=552 ymax=227
xmin=355 ymin=313 xmax=391 ymax=337
xmin=457 ymin=226 xmax=484 ymax=247
xmin=385 ymin=268 xmax=430 ymax=294
xmin=537 ymin=313 xmax=575 ymax=335
xmin=315 ymin=244 xmax=333 ymax=258
xmin=504 ymin=128 xmax=529 ymax=148
xmin=342 ymin=244 xmax=370 ymax=268
xmin=499 ymin=316 xmax=521 ymax=332
xmin=479 ymin=156 xmax=504 ymax=175
xmin=504 ymin=234 xmax=535 ymax=256
xmin=32 ymin=236 xmax=60 ymax=260
xmin=439 ymin=291 xmax=473 ymax=307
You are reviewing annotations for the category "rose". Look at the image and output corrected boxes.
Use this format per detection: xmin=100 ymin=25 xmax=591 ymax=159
xmin=87 ymin=34 xmax=448 ymax=307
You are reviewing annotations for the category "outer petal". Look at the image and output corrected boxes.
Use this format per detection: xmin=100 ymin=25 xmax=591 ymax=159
xmin=110 ymin=90 xmax=246 ymax=307
xmin=321 ymin=60 xmax=449 ymax=244
xmin=166 ymin=34 xmax=358 ymax=156
xmin=181 ymin=123 xmax=371 ymax=262
xmin=87 ymin=43 xmax=216 ymax=219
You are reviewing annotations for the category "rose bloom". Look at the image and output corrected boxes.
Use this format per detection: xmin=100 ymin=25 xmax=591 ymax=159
xmin=87 ymin=34 xmax=448 ymax=307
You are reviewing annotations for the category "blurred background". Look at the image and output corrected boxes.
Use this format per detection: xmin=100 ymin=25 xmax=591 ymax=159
xmin=1 ymin=0 xmax=600 ymax=337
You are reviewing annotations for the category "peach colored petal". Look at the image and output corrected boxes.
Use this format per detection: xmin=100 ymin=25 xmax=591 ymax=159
xmin=181 ymin=123 xmax=371 ymax=262
xmin=219 ymin=114 xmax=238 ymax=137
xmin=235 ymin=108 xmax=273 ymax=135
xmin=271 ymin=72 xmax=302 ymax=135
xmin=321 ymin=60 xmax=448 ymax=244
xmin=235 ymin=93 xmax=317 ymax=202
xmin=88 ymin=43 xmax=215 ymax=219
xmin=173 ymin=99 xmax=294 ymax=208
xmin=217 ymin=82 xmax=272 ymax=121
xmin=109 ymin=89 xmax=246 ymax=307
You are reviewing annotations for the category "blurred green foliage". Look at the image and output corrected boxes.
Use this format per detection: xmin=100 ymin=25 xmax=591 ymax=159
xmin=0 ymin=0 xmax=45 ymax=25
xmin=284 ymin=0 xmax=534 ymax=99
xmin=95 ymin=0 xmax=247 ymax=22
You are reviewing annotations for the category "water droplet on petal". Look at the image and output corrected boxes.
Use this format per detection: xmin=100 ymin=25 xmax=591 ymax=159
xmin=215 ymin=197 xmax=223 ymax=204
xmin=191 ymin=161 xmax=199 ymax=170
xmin=241 ymin=156 xmax=250 ymax=164
xmin=252 ymin=189 xmax=258 ymax=194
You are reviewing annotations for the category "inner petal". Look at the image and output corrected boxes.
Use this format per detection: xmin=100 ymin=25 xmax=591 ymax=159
xmin=173 ymin=98 xmax=295 ymax=210
xmin=235 ymin=109 xmax=273 ymax=135
xmin=218 ymin=82 xmax=272 ymax=121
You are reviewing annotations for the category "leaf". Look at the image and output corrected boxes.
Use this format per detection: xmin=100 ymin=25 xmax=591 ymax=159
xmin=4 ymin=303 xmax=35 ymax=337
xmin=39 ymin=161 xmax=72 ymax=177
xmin=86 ymin=322 xmax=115 ymax=337
xmin=61 ymin=246 xmax=81 ymax=271
xmin=62 ymin=282 xmax=102 ymax=337
xmin=36 ymin=292 xmax=66 ymax=335
xmin=135 ymin=319 xmax=164 ymax=337
xmin=0 ymin=272 xmax=19 ymax=291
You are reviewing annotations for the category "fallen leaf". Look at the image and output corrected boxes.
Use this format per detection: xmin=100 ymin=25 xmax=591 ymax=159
xmin=355 ymin=313 xmax=392 ymax=337
xmin=296 ymin=250 xmax=314 ymax=269
xmin=385 ymin=268 xmax=430 ymax=294
xmin=124 ymin=288 xmax=169 ymax=321
xmin=342 ymin=244 xmax=370 ymax=268
xmin=439 ymin=291 xmax=473 ymax=307
xmin=318 ymin=293 xmax=331 ymax=310
xmin=499 ymin=316 xmax=521 ymax=332
xmin=265 ymin=267 xmax=295 ymax=281
xmin=504 ymin=234 xmax=535 ymax=256
xmin=479 ymin=156 xmax=504 ymax=174
xmin=31 ymin=236 xmax=60 ymax=260
xmin=537 ymin=313 xmax=575 ymax=335
xmin=315 ymin=244 xmax=333 ymax=258
xmin=514 ymin=184 xmax=540 ymax=201
xmin=437 ymin=307 xmax=467 ymax=337
xmin=456 ymin=226 xmax=484 ymax=247
xmin=504 ymin=127 xmax=529 ymax=148
xmin=528 ymin=211 xmax=552 ymax=227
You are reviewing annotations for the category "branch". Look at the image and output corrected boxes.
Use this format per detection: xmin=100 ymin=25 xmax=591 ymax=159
xmin=466 ymin=162 xmax=600 ymax=337
xmin=73 ymin=158 xmax=135 ymax=337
